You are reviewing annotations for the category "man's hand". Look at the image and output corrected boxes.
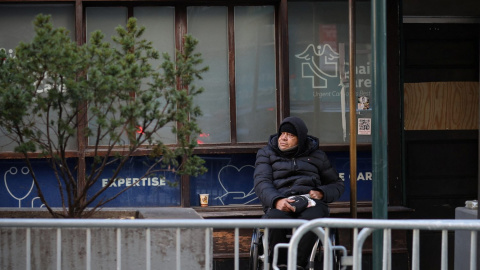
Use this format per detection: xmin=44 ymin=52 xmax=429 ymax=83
xmin=309 ymin=190 xmax=324 ymax=200
xmin=275 ymin=198 xmax=296 ymax=212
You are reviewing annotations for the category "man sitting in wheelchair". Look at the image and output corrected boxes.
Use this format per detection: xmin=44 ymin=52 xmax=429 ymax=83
xmin=254 ymin=116 xmax=345 ymax=269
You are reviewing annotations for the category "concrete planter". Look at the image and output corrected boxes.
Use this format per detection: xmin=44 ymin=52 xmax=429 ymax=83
xmin=0 ymin=208 xmax=212 ymax=270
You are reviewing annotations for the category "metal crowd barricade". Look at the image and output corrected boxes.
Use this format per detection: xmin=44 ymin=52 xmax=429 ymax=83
xmin=0 ymin=218 xmax=305 ymax=270
xmin=287 ymin=218 xmax=480 ymax=270
xmin=1 ymin=217 xmax=480 ymax=270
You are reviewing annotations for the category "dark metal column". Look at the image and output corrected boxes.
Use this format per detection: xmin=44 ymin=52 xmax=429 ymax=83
xmin=372 ymin=0 xmax=388 ymax=268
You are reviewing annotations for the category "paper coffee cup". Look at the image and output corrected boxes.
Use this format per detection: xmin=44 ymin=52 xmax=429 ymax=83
xmin=200 ymin=194 xmax=209 ymax=207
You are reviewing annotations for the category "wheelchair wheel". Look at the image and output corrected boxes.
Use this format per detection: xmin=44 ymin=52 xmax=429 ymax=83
xmin=313 ymin=228 xmax=341 ymax=270
xmin=249 ymin=228 xmax=264 ymax=270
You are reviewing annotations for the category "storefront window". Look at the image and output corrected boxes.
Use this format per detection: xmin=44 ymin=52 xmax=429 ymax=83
xmin=288 ymin=1 xmax=372 ymax=145
xmin=235 ymin=6 xmax=276 ymax=142
xmin=187 ymin=6 xmax=231 ymax=143
xmin=134 ymin=7 xmax=176 ymax=145
xmin=86 ymin=7 xmax=178 ymax=146
xmin=86 ymin=7 xmax=129 ymax=146
xmin=0 ymin=4 xmax=75 ymax=151
xmin=83 ymin=5 xmax=276 ymax=146
xmin=188 ymin=5 xmax=276 ymax=144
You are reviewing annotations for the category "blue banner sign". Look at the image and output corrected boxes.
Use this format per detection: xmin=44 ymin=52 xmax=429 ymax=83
xmin=0 ymin=159 xmax=71 ymax=208
xmin=190 ymin=154 xmax=260 ymax=206
xmin=0 ymin=157 xmax=181 ymax=208
xmin=0 ymin=152 xmax=372 ymax=209
xmin=329 ymin=151 xmax=372 ymax=202
xmin=190 ymin=151 xmax=372 ymax=207
xmin=87 ymin=157 xmax=181 ymax=207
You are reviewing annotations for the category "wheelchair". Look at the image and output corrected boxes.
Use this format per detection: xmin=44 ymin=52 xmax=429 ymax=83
xmin=248 ymin=227 xmax=345 ymax=270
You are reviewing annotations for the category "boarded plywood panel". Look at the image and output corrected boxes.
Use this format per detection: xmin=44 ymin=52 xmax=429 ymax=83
xmin=404 ymin=82 xmax=479 ymax=130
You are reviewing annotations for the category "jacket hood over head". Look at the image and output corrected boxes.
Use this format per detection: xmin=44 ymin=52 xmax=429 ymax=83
xmin=270 ymin=116 xmax=314 ymax=157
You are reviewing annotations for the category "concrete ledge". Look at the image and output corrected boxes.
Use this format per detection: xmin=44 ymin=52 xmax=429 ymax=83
xmin=0 ymin=207 xmax=139 ymax=219
xmin=0 ymin=207 xmax=210 ymax=270
xmin=0 ymin=207 xmax=203 ymax=219
xmin=138 ymin=207 xmax=203 ymax=219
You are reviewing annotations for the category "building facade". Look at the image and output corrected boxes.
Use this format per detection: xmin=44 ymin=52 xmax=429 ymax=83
xmin=0 ymin=0 xmax=379 ymax=209
xmin=2 ymin=0 xmax=480 ymax=269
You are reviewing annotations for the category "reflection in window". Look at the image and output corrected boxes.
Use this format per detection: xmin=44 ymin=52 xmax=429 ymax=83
xmin=187 ymin=6 xmax=230 ymax=144
xmin=86 ymin=7 xmax=128 ymax=146
xmin=188 ymin=6 xmax=276 ymax=144
xmin=235 ymin=6 xmax=276 ymax=142
xmin=134 ymin=7 xmax=176 ymax=145
xmin=288 ymin=1 xmax=372 ymax=145
xmin=0 ymin=4 xmax=75 ymax=151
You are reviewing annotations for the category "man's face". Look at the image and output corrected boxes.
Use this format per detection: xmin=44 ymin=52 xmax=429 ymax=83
xmin=278 ymin=132 xmax=298 ymax=150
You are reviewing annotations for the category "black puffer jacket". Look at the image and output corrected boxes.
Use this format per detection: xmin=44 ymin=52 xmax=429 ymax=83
xmin=254 ymin=116 xmax=345 ymax=212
